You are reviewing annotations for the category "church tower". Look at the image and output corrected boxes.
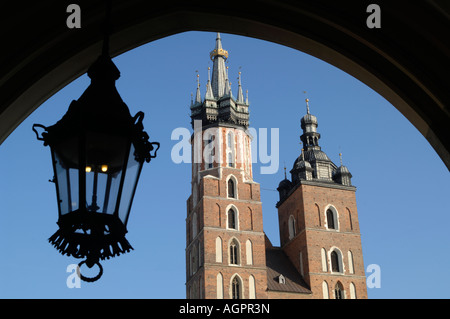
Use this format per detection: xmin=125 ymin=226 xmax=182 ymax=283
xmin=276 ymin=98 xmax=368 ymax=299
xmin=186 ymin=33 xmax=268 ymax=299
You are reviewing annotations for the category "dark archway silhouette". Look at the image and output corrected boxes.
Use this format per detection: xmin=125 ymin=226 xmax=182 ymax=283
xmin=0 ymin=1 xmax=449 ymax=169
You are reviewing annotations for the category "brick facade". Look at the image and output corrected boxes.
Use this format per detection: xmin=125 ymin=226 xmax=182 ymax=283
xmin=277 ymin=182 xmax=367 ymax=299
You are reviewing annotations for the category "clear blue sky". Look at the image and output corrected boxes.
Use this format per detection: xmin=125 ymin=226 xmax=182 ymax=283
xmin=0 ymin=31 xmax=448 ymax=299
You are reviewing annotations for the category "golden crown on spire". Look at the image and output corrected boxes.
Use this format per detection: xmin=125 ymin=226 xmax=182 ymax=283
xmin=210 ymin=48 xmax=228 ymax=60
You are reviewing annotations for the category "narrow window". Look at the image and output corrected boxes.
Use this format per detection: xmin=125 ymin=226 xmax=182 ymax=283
xmin=321 ymin=248 xmax=328 ymax=272
xmin=215 ymin=237 xmax=223 ymax=263
xmin=228 ymin=208 xmax=236 ymax=229
xmin=316 ymin=204 xmax=321 ymax=226
xmin=327 ymin=209 xmax=336 ymax=229
xmin=350 ymin=282 xmax=357 ymax=299
xmin=347 ymin=208 xmax=353 ymax=230
xmin=228 ymin=152 xmax=234 ymax=167
xmin=348 ymin=250 xmax=355 ymax=274
xmin=249 ymin=275 xmax=256 ymax=299
xmin=334 ymin=282 xmax=345 ymax=299
xmin=288 ymin=215 xmax=296 ymax=239
xmin=322 ymin=281 xmax=329 ymax=299
xmin=228 ymin=178 xmax=235 ymax=198
xmin=231 ymin=277 xmax=241 ymax=299
xmin=230 ymin=242 xmax=238 ymax=265
xmin=227 ymin=132 xmax=233 ymax=148
xmin=246 ymin=240 xmax=253 ymax=265
xmin=216 ymin=273 xmax=223 ymax=299
xmin=331 ymin=250 xmax=340 ymax=272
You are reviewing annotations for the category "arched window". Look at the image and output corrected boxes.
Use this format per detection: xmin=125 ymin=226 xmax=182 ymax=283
xmin=322 ymin=281 xmax=329 ymax=299
xmin=216 ymin=273 xmax=223 ymax=299
xmin=228 ymin=178 xmax=235 ymax=198
xmin=326 ymin=209 xmax=336 ymax=229
xmin=347 ymin=208 xmax=353 ymax=230
xmin=288 ymin=215 xmax=296 ymax=239
xmin=228 ymin=208 xmax=237 ymax=229
xmin=316 ymin=204 xmax=321 ymax=227
xmin=348 ymin=250 xmax=355 ymax=274
xmin=350 ymin=282 xmax=357 ymax=299
xmin=331 ymin=250 xmax=343 ymax=273
xmin=321 ymin=248 xmax=328 ymax=272
xmin=229 ymin=239 xmax=240 ymax=265
xmin=231 ymin=275 xmax=242 ymax=299
xmin=334 ymin=282 xmax=345 ymax=299
xmin=249 ymin=275 xmax=256 ymax=299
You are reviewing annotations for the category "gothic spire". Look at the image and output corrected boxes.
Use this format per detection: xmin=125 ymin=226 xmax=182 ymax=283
xmin=205 ymin=67 xmax=214 ymax=100
xmin=210 ymin=32 xmax=229 ymax=99
xmin=195 ymin=73 xmax=201 ymax=104
xmin=190 ymin=33 xmax=249 ymax=128
xmin=237 ymin=71 xmax=244 ymax=103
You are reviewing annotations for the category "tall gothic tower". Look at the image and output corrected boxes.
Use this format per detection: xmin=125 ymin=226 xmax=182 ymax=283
xmin=185 ymin=33 xmax=367 ymax=299
xmin=276 ymin=98 xmax=368 ymax=299
xmin=186 ymin=33 xmax=268 ymax=299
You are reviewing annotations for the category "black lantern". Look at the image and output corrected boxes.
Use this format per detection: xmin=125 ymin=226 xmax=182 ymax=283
xmin=32 ymin=50 xmax=159 ymax=282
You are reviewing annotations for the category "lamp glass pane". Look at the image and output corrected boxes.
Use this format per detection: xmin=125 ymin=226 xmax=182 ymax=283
xmin=52 ymin=147 xmax=79 ymax=216
xmin=118 ymin=143 xmax=142 ymax=225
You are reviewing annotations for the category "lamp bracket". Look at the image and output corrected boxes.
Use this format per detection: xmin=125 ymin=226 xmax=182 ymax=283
xmin=32 ymin=124 xmax=48 ymax=142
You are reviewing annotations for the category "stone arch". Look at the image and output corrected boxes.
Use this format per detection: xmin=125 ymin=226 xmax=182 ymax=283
xmin=1 ymin=3 xmax=448 ymax=171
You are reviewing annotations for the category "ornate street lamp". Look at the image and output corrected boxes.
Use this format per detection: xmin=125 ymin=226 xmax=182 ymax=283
xmin=32 ymin=10 xmax=159 ymax=282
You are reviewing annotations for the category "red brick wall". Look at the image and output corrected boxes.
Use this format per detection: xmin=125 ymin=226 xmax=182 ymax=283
xmin=277 ymin=183 xmax=367 ymax=299
xmin=186 ymin=128 xmax=268 ymax=299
